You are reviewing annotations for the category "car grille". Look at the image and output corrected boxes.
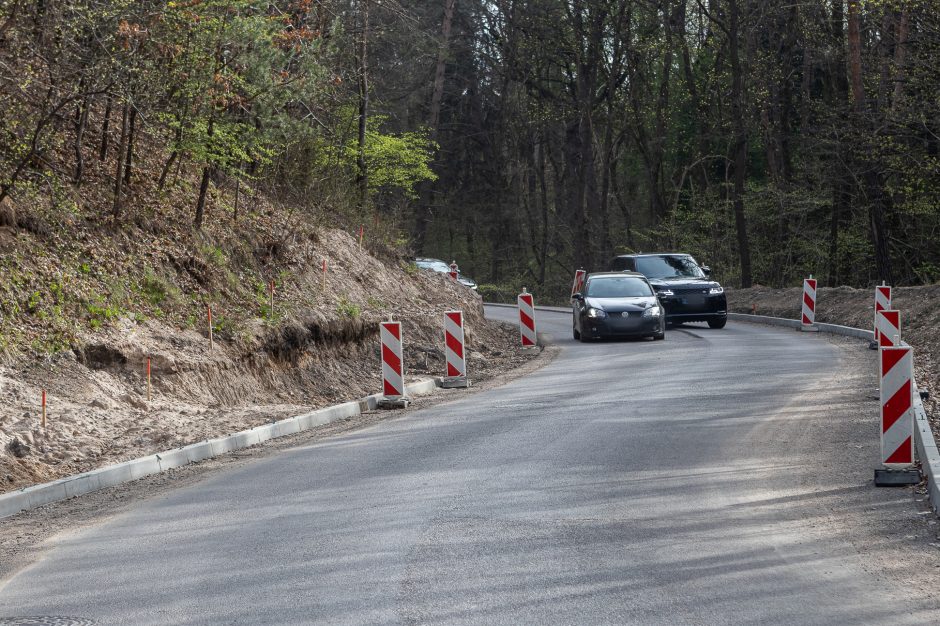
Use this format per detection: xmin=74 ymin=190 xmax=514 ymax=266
xmin=667 ymin=287 xmax=711 ymax=295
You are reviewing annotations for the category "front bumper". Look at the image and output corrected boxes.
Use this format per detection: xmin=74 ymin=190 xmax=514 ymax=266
xmin=658 ymin=292 xmax=727 ymax=323
xmin=585 ymin=313 xmax=663 ymax=338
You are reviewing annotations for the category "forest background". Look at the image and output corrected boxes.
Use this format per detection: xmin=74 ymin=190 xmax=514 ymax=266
xmin=1 ymin=0 xmax=939 ymax=308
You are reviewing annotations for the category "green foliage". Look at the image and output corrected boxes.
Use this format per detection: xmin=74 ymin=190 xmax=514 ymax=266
xmin=335 ymin=297 xmax=361 ymax=319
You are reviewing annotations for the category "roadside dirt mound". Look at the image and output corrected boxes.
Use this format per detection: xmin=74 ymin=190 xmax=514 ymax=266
xmin=727 ymin=285 xmax=940 ymax=434
xmin=0 ymin=227 xmax=528 ymax=493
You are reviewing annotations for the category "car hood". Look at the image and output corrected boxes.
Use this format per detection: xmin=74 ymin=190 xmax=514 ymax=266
xmin=647 ymin=277 xmax=721 ymax=291
xmin=585 ymin=296 xmax=658 ymax=313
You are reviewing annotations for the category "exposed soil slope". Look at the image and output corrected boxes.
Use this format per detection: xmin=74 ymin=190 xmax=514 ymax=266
xmin=0 ymin=221 xmax=526 ymax=493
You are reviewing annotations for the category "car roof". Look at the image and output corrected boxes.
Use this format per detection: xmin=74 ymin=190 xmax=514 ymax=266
xmin=611 ymin=253 xmax=692 ymax=258
xmin=587 ymin=271 xmax=647 ymax=279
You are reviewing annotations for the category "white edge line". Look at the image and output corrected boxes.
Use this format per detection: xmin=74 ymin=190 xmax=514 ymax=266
xmin=0 ymin=378 xmax=443 ymax=520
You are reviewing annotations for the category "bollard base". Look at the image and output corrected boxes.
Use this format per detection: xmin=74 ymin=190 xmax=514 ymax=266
xmin=441 ymin=377 xmax=471 ymax=389
xmin=869 ymin=340 xmax=879 ymax=350
xmin=378 ymin=396 xmax=411 ymax=410
xmin=874 ymin=469 xmax=920 ymax=487
xmin=521 ymin=346 xmax=540 ymax=355
xmin=800 ymin=325 xmax=819 ymax=333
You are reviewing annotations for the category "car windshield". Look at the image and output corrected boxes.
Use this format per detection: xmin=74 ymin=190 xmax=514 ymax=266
xmin=635 ymin=255 xmax=704 ymax=279
xmin=586 ymin=277 xmax=653 ymax=298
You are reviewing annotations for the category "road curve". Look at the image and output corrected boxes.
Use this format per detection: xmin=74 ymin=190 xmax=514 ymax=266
xmin=0 ymin=308 xmax=937 ymax=624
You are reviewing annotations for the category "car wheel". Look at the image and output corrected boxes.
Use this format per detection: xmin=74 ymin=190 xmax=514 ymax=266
xmin=653 ymin=331 xmax=665 ymax=341
xmin=708 ymin=318 xmax=727 ymax=329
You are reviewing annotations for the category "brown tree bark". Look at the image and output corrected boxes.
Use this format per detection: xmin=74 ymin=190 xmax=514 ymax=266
xmin=111 ymin=103 xmax=130 ymax=220
xmin=728 ymin=0 xmax=752 ymax=287
xmin=356 ymin=0 xmax=370 ymax=207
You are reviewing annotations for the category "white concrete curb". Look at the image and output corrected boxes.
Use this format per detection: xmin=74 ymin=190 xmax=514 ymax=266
xmin=730 ymin=312 xmax=940 ymax=513
xmin=0 ymin=378 xmax=443 ymax=520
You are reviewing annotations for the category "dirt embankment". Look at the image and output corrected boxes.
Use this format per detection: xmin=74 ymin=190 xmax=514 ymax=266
xmin=0 ymin=227 xmax=528 ymax=493
xmin=726 ymin=285 xmax=939 ymax=433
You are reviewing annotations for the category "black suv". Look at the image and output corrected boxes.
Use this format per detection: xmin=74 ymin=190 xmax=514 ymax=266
xmin=608 ymin=253 xmax=727 ymax=328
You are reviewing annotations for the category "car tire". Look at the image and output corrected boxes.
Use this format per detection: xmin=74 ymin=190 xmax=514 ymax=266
xmin=653 ymin=332 xmax=665 ymax=340
xmin=708 ymin=318 xmax=727 ymax=329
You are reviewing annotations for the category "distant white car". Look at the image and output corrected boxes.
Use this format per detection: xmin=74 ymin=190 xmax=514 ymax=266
xmin=414 ymin=257 xmax=478 ymax=290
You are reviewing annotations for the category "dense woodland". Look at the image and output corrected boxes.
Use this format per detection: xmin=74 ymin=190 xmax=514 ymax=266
xmin=1 ymin=1 xmax=939 ymax=295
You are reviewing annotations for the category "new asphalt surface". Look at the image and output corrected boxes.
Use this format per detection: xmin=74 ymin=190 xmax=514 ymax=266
xmin=1 ymin=307 xmax=938 ymax=624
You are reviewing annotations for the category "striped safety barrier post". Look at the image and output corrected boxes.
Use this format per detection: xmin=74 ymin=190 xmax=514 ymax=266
xmin=571 ymin=269 xmax=587 ymax=298
xmin=442 ymin=311 xmax=470 ymax=388
xmin=875 ymin=346 xmax=919 ymax=485
xmin=801 ymin=277 xmax=818 ymax=331
xmin=871 ymin=283 xmax=892 ymax=349
xmin=379 ymin=320 xmax=410 ymax=408
xmin=518 ymin=288 xmax=537 ymax=350
xmin=875 ymin=309 xmax=901 ymax=348
xmin=449 ymin=261 xmax=459 ymax=281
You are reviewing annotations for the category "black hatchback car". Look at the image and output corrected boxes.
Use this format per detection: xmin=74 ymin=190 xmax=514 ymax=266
xmin=608 ymin=253 xmax=727 ymax=328
xmin=572 ymin=272 xmax=666 ymax=342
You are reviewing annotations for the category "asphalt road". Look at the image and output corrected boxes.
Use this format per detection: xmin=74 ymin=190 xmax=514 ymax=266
xmin=1 ymin=307 xmax=938 ymax=624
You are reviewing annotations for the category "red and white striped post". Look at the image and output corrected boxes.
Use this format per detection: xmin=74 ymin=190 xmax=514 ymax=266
xmin=379 ymin=320 xmax=410 ymax=408
xmin=449 ymin=261 xmax=459 ymax=281
xmin=872 ymin=283 xmax=892 ymax=347
xmin=875 ymin=346 xmax=919 ymax=485
xmin=442 ymin=311 xmax=470 ymax=388
xmin=875 ymin=309 xmax=901 ymax=348
xmin=801 ymin=277 xmax=818 ymax=331
xmin=571 ymin=269 xmax=587 ymax=298
xmin=518 ymin=288 xmax=537 ymax=350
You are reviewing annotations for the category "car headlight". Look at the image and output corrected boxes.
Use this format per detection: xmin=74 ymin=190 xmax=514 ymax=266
xmin=709 ymin=286 xmax=724 ymax=295
xmin=643 ymin=306 xmax=662 ymax=318
xmin=658 ymin=289 xmax=674 ymax=297
xmin=586 ymin=307 xmax=607 ymax=319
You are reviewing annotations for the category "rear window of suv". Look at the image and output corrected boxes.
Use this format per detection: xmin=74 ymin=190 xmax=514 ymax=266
xmin=635 ymin=256 xmax=704 ymax=279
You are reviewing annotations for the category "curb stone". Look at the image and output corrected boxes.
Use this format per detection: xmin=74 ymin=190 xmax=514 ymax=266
xmin=729 ymin=312 xmax=940 ymax=514
xmin=0 ymin=378 xmax=443 ymax=520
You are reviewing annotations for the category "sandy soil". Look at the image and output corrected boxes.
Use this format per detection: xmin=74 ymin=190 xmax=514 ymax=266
xmin=0 ymin=229 xmax=526 ymax=493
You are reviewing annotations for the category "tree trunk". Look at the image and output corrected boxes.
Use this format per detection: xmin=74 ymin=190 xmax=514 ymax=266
xmin=728 ymin=0 xmax=753 ymax=287
xmin=847 ymin=0 xmax=893 ymax=283
xmin=111 ymin=103 xmax=130 ymax=220
xmin=73 ymin=93 xmax=90 ymax=184
xmin=194 ymin=118 xmax=215 ymax=230
xmin=356 ymin=0 xmax=370 ymax=207
xmin=122 ymin=106 xmax=137 ymax=186
xmin=429 ymin=0 xmax=457 ymax=132
xmin=99 ymin=93 xmax=112 ymax=161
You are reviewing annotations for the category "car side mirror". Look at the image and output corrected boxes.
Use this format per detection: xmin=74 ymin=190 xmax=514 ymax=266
xmin=572 ymin=293 xmax=584 ymax=301
xmin=701 ymin=266 xmax=711 ymax=276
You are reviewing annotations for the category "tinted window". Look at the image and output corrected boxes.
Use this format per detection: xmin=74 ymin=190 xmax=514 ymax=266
xmin=635 ymin=255 xmax=704 ymax=279
xmin=610 ymin=257 xmax=632 ymax=271
xmin=586 ymin=277 xmax=653 ymax=298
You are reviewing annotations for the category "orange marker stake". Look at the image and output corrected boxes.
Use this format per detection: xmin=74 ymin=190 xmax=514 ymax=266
xmin=358 ymin=225 xmax=364 ymax=251
xmin=208 ymin=305 xmax=214 ymax=351
xmin=41 ymin=389 xmax=46 ymax=428
xmin=146 ymin=357 xmax=152 ymax=402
